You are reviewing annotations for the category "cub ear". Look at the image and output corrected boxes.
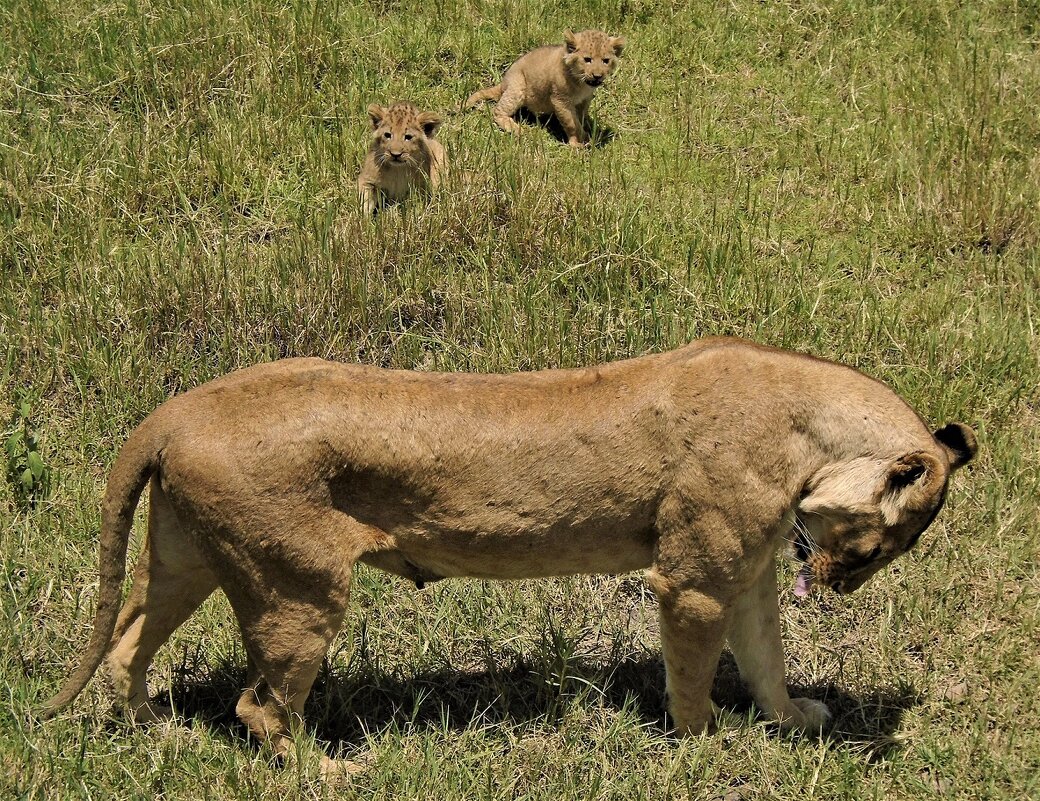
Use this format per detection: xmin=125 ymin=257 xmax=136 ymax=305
xmin=417 ymin=112 xmax=442 ymax=138
xmin=367 ymin=104 xmax=386 ymax=129
xmin=934 ymin=423 xmax=977 ymax=470
xmin=564 ymin=30 xmax=578 ymax=53
xmin=611 ymin=36 xmax=626 ymax=56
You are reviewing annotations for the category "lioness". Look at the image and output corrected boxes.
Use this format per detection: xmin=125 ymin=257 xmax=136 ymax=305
xmin=465 ymin=29 xmax=624 ymax=147
xmin=357 ymin=102 xmax=446 ymax=215
xmin=40 ymin=338 xmax=975 ymax=770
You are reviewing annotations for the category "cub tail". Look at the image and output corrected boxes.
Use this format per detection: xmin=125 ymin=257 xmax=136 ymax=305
xmin=464 ymin=84 xmax=503 ymax=109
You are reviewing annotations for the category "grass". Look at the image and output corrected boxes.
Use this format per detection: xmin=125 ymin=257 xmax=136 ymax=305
xmin=1 ymin=0 xmax=1038 ymax=798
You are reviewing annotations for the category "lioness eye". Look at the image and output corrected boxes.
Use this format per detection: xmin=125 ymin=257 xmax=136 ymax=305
xmin=866 ymin=545 xmax=882 ymax=561
xmin=584 ymin=57 xmax=592 ymax=63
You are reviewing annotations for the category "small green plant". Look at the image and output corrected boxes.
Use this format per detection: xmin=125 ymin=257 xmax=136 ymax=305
xmin=5 ymin=395 xmax=51 ymax=508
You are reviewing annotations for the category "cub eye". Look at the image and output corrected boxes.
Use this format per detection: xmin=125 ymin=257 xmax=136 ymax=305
xmin=603 ymin=58 xmax=610 ymax=64
xmin=383 ymin=131 xmax=391 ymax=138
xmin=404 ymin=134 xmax=413 ymax=140
xmin=584 ymin=57 xmax=592 ymax=63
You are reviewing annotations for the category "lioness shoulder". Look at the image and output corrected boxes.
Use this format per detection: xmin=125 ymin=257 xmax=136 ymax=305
xmin=357 ymin=101 xmax=447 ymax=215
xmin=465 ymin=29 xmax=625 ymax=147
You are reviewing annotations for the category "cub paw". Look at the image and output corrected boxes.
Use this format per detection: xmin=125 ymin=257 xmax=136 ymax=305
xmin=780 ymin=697 xmax=832 ymax=732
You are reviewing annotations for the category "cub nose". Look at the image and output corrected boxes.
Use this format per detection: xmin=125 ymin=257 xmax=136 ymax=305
xmin=390 ymin=151 xmax=404 ymax=160
xmin=588 ymin=75 xmax=604 ymax=86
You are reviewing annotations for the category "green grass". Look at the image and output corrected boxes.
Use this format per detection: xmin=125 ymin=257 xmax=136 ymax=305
xmin=2 ymin=0 xmax=1038 ymax=798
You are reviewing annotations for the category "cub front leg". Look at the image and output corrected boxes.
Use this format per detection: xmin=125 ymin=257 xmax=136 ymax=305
xmin=574 ymin=97 xmax=592 ymax=136
xmin=648 ymin=572 xmax=729 ymax=733
xmin=550 ymin=96 xmax=588 ymax=147
xmin=727 ymin=563 xmax=831 ymax=731
xmin=358 ymin=181 xmax=379 ymax=216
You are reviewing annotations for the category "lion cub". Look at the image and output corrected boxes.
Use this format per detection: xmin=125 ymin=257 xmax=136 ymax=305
xmin=465 ymin=29 xmax=625 ymax=147
xmin=357 ymin=102 xmax=446 ymax=214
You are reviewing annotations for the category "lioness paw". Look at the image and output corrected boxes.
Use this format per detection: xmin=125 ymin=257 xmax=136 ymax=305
xmin=131 ymin=701 xmax=174 ymax=724
xmin=319 ymin=754 xmax=372 ymax=784
xmin=782 ymin=697 xmax=832 ymax=732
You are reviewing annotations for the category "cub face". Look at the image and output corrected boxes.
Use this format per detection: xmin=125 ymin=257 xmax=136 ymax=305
xmin=793 ymin=423 xmax=977 ymax=595
xmin=367 ymin=102 xmax=441 ymax=168
xmin=563 ymin=29 xmax=625 ymax=88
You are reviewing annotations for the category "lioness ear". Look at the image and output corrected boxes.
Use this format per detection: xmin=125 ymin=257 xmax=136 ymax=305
xmin=564 ymin=30 xmax=578 ymax=53
xmin=934 ymin=423 xmax=977 ymax=471
xmin=882 ymin=451 xmax=945 ymax=517
xmin=368 ymin=104 xmax=385 ymax=129
xmin=417 ymin=112 xmax=442 ymax=138
xmin=611 ymin=36 xmax=626 ymax=56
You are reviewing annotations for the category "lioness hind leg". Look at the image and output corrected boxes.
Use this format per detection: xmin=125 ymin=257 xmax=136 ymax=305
xmin=217 ymin=518 xmax=356 ymax=761
xmin=108 ymin=478 xmax=218 ymax=722
xmin=728 ymin=566 xmax=831 ymax=731
xmin=232 ymin=599 xmax=348 ymax=760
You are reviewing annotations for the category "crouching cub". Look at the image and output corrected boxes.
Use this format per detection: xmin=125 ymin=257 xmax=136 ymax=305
xmin=466 ymin=29 xmax=624 ymax=147
xmin=39 ymin=338 xmax=975 ymax=773
xmin=357 ymin=102 xmax=446 ymax=214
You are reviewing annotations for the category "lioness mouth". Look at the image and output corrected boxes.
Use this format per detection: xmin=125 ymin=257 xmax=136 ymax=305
xmin=794 ymin=564 xmax=814 ymax=597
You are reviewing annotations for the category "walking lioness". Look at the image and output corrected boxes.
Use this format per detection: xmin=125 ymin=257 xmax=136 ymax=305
xmin=40 ymin=338 xmax=975 ymax=770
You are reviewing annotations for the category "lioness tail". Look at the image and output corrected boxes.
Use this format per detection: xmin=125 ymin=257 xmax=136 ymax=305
xmin=37 ymin=418 xmax=165 ymax=719
xmin=464 ymin=84 xmax=503 ymax=109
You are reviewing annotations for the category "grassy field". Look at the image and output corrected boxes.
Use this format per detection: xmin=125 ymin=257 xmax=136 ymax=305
xmin=2 ymin=0 xmax=1038 ymax=797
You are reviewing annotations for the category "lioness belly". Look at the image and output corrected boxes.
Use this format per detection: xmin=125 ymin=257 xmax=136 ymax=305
xmin=362 ymin=523 xmax=657 ymax=581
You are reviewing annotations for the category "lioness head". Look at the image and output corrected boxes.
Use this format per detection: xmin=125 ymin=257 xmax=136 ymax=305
xmin=793 ymin=422 xmax=977 ymax=595
xmin=367 ymin=102 xmax=441 ymax=168
xmin=563 ymin=29 xmax=625 ymax=88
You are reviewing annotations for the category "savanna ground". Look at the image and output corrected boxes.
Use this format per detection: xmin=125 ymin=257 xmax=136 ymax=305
xmin=2 ymin=0 xmax=1038 ymax=798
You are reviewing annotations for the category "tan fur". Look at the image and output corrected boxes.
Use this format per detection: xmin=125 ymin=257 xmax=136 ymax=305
xmin=357 ymin=102 xmax=446 ymax=214
xmin=39 ymin=338 xmax=975 ymax=769
xmin=465 ymin=29 xmax=625 ymax=147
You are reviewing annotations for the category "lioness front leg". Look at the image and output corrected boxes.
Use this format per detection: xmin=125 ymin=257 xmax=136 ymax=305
xmin=727 ymin=564 xmax=831 ymax=731
xmin=648 ymin=573 xmax=728 ymax=733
